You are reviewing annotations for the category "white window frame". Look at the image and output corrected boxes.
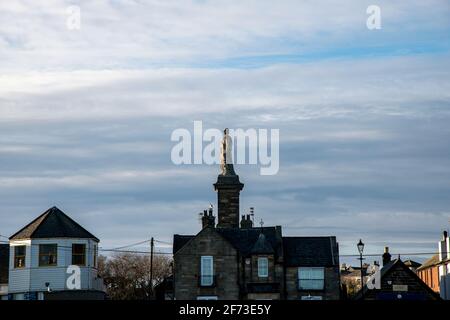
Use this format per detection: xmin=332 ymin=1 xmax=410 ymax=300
xmin=197 ymin=296 xmax=218 ymax=300
xmin=298 ymin=267 xmax=325 ymax=290
xmin=301 ymin=295 xmax=323 ymax=300
xmin=93 ymin=244 xmax=98 ymax=268
xmin=200 ymin=256 xmax=214 ymax=286
xmin=257 ymin=257 xmax=269 ymax=278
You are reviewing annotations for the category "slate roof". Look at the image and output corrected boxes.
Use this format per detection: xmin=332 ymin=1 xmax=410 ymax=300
xmin=403 ymin=259 xmax=421 ymax=269
xmin=173 ymin=235 xmax=194 ymax=254
xmin=417 ymin=254 xmax=440 ymax=270
xmin=283 ymin=236 xmax=339 ymax=267
xmin=173 ymin=227 xmax=283 ymax=257
xmin=217 ymin=227 xmax=283 ymax=257
xmin=173 ymin=227 xmax=338 ymax=269
xmin=355 ymin=259 xmax=441 ymax=300
xmin=10 ymin=206 xmax=99 ymax=241
xmin=0 ymin=244 xmax=9 ymax=284
xmin=251 ymin=233 xmax=275 ymax=254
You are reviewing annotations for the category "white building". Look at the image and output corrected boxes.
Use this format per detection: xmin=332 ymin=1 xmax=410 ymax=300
xmin=7 ymin=206 xmax=105 ymax=300
xmin=0 ymin=244 xmax=9 ymax=300
xmin=438 ymin=231 xmax=450 ymax=300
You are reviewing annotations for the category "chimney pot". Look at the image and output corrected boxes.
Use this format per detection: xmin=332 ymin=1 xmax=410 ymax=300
xmin=382 ymin=246 xmax=392 ymax=266
xmin=439 ymin=231 xmax=448 ymax=261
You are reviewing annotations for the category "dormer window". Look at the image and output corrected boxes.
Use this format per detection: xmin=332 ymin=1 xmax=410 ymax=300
xmin=39 ymin=244 xmax=57 ymax=266
xmin=14 ymin=246 xmax=26 ymax=268
xmin=257 ymin=257 xmax=269 ymax=278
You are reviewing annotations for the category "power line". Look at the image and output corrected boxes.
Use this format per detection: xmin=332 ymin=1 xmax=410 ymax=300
xmin=112 ymin=239 xmax=151 ymax=250
xmin=1 ymin=239 xmax=448 ymax=258
xmin=154 ymin=239 xmax=173 ymax=245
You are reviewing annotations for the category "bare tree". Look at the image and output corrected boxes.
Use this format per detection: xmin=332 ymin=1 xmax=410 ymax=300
xmin=98 ymin=253 xmax=172 ymax=300
xmin=341 ymin=277 xmax=362 ymax=299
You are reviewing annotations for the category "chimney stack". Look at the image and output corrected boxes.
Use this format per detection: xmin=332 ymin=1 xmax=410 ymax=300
xmin=240 ymin=214 xmax=253 ymax=229
xmin=382 ymin=246 xmax=391 ymax=266
xmin=214 ymin=174 xmax=244 ymax=229
xmin=439 ymin=230 xmax=448 ymax=262
xmin=201 ymin=208 xmax=215 ymax=229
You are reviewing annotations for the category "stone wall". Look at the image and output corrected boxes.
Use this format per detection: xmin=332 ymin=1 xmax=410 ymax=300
xmin=174 ymin=227 xmax=240 ymax=300
xmin=285 ymin=266 xmax=341 ymax=300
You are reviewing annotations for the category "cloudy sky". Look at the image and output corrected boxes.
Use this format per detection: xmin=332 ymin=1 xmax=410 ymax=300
xmin=0 ymin=1 xmax=449 ymax=264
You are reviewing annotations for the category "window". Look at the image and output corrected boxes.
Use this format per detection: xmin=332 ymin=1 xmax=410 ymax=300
xmin=14 ymin=246 xmax=26 ymax=268
xmin=301 ymin=295 xmax=322 ymax=300
xmin=430 ymin=269 xmax=434 ymax=287
xmin=39 ymin=244 xmax=57 ymax=266
xmin=93 ymin=244 xmax=97 ymax=268
xmin=298 ymin=267 xmax=325 ymax=290
xmin=197 ymin=296 xmax=218 ymax=300
xmin=200 ymin=256 xmax=214 ymax=286
xmin=258 ymin=257 xmax=269 ymax=277
xmin=72 ymin=244 xmax=86 ymax=266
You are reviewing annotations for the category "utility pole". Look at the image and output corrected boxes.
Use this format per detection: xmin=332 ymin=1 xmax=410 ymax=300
xmin=150 ymin=237 xmax=154 ymax=299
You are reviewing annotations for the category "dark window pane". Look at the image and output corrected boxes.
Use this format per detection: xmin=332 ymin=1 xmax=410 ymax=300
xmin=14 ymin=246 xmax=26 ymax=268
xmin=39 ymin=244 xmax=57 ymax=266
xmin=72 ymin=244 xmax=86 ymax=266
xmin=15 ymin=246 xmax=25 ymax=256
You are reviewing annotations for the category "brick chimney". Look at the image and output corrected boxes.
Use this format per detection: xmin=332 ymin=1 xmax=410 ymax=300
xmin=382 ymin=246 xmax=391 ymax=266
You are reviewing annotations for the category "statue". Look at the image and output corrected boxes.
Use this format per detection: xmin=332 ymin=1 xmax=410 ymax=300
xmin=220 ymin=128 xmax=236 ymax=176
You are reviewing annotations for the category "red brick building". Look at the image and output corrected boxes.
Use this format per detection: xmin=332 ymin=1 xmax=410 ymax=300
xmin=417 ymin=231 xmax=450 ymax=299
xmin=417 ymin=255 xmax=440 ymax=293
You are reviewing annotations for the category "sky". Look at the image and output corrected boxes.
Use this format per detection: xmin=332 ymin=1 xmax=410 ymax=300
xmin=0 ymin=0 xmax=449 ymax=265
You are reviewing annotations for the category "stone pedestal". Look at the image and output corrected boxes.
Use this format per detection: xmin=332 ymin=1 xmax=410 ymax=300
xmin=214 ymin=174 xmax=244 ymax=229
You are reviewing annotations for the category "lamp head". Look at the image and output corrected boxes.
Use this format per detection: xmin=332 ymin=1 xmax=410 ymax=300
xmin=357 ymin=239 xmax=365 ymax=254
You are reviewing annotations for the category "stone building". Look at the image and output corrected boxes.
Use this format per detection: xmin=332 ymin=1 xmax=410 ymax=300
xmin=172 ymin=150 xmax=340 ymax=300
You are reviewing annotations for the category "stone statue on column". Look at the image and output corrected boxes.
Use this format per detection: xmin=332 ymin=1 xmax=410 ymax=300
xmin=220 ymin=128 xmax=236 ymax=176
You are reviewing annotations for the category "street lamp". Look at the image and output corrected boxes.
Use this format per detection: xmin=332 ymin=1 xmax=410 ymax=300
xmin=357 ymin=239 xmax=365 ymax=299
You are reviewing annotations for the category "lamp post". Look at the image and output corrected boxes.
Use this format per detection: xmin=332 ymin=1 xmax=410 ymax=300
xmin=357 ymin=239 xmax=365 ymax=300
